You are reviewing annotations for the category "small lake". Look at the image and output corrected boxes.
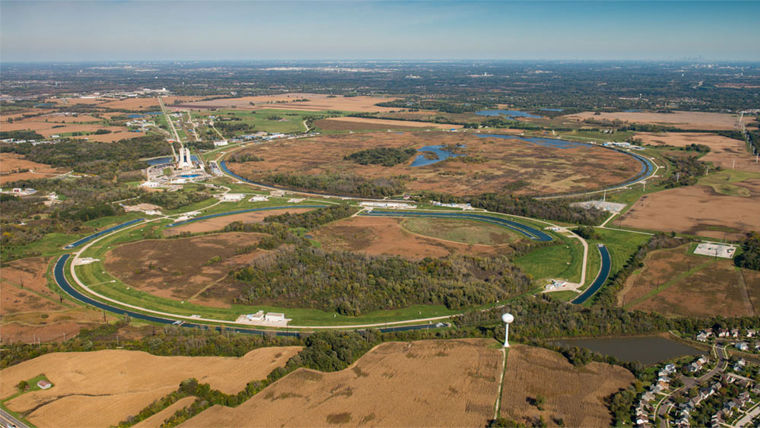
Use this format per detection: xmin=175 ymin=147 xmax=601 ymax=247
xmin=411 ymin=145 xmax=464 ymax=167
xmin=476 ymin=109 xmax=541 ymax=119
xmin=556 ymin=336 xmax=703 ymax=365
xmin=540 ymin=108 xmax=564 ymax=112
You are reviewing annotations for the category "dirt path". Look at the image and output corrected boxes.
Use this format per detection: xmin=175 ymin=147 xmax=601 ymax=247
xmin=738 ymin=269 xmax=757 ymax=316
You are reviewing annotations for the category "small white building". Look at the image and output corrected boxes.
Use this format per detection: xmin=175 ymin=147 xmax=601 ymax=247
xmin=220 ymin=193 xmax=244 ymax=202
xmin=213 ymin=140 xmax=229 ymax=147
xmin=249 ymin=195 xmax=269 ymax=202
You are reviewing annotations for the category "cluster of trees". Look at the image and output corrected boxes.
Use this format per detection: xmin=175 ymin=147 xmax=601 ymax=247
xmin=1 ymin=176 xmax=141 ymax=260
xmin=0 ymin=130 xmax=45 ymax=140
xmin=466 ymin=193 xmax=607 ymax=225
xmin=572 ymin=225 xmax=601 ymax=240
xmin=376 ymin=99 xmax=491 ymax=113
xmin=138 ymin=189 xmax=212 ymax=210
xmin=344 ymin=147 xmax=418 ymax=166
xmin=661 ymin=154 xmax=711 ymax=188
xmin=0 ymin=135 xmax=172 ymax=176
xmin=215 ymin=121 xmax=254 ymax=134
xmin=226 ymin=153 xmax=263 ymax=163
xmin=735 ymin=232 xmax=760 ymax=270
xmin=682 ymin=143 xmax=711 ymax=153
xmin=232 ymin=247 xmax=531 ymax=315
xmin=263 ymin=204 xmax=357 ymax=229
xmin=264 ymin=172 xmax=406 ymax=198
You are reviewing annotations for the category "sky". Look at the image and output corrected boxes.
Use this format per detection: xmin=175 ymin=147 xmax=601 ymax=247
xmin=1 ymin=0 xmax=759 ymax=62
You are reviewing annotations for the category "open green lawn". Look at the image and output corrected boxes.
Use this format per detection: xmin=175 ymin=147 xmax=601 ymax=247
xmin=514 ymin=238 xmax=584 ymax=285
xmin=194 ymin=109 xmax=340 ymax=134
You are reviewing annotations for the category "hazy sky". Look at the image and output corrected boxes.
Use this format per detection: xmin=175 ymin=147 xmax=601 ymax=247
xmin=1 ymin=0 xmax=759 ymax=62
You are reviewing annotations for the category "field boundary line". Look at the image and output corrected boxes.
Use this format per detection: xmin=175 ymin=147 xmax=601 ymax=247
xmin=493 ymin=347 xmax=509 ymax=420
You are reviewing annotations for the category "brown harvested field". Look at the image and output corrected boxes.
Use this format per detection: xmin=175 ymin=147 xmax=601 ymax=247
xmin=0 ymin=153 xmax=66 ymax=184
xmin=0 ymin=257 xmax=103 ymax=344
xmin=745 ymin=269 xmax=760 ymax=312
xmin=0 ymin=347 xmax=301 ymax=428
xmin=164 ymin=208 xmax=315 ymax=236
xmin=564 ymin=110 xmax=740 ymax=130
xmin=169 ymin=93 xmax=399 ymax=113
xmin=620 ymin=185 xmax=760 ymax=240
xmin=229 ymin=131 xmax=642 ymax=196
xmin=500 ymin=345 xmax=634 ymax=428
xmin=313 ymin=216 xmax=505 ymax=260
xmin=133 ymin=396 xmax=197 ymax=428
xmin=315 ymin=116 xmax=463 ymax=131
xmin=105 ymin=232 xmax=266 ymax=305
xmin=183 ymin=339 xmax=501 ymax=428
xmin=0 ymin=117 xmax=129 ymax=139
xmin=636 ymin=132 xmax=759 ymax=172
xmin=619 ymin=245 xmax=756 ymax=317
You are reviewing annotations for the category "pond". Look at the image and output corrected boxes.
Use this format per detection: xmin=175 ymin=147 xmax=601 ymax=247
xmin=410 ymin=145 xmax=464 ymax=167
xmin=555 ymin=336 xmax=703 ymax=365
xmin=476 ymin=109 xmax=541 ymax=119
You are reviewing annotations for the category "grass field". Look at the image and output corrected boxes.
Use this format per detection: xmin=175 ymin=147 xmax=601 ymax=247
xmin=400 ymin=217 xmax=519 ymax=245
xmin=514 ymin=239 xmax=584 ymax=285
xmin=193 ymin=109 xmax=329 ymax=134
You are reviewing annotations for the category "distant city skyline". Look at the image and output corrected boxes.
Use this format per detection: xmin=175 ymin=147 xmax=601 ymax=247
xmin=1 ymin=0 xmax=759 ymax=62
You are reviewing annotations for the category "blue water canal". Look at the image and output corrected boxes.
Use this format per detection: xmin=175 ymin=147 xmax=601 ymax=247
xmin=64 ymin=218 xmax=144 ymax=249
xmin=572 ymin=244 xmax=611 ymax=304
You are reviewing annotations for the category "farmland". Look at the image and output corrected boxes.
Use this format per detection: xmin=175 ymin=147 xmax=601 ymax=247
xmin=169 ymin=93 xmax=399 ymax=113
xmin=182 ymin=339 xmax=501 ymax=428
xmin=228 ymin=131 xmax=642 ymax=196
xmin=619 ymin=184 xmax=760 ymax=240
xmin=313 ymin=215 xmax=507 ymax=259
xmin=619 ymin=244 xmax=758 ymax=318
xmin=0 ymin=347 xmax=300 ymax=428
xmin=499 ymin=345 xmax=635 ymax=427
xmin=564 ymin=110 xmax=741 ymax=130
xmin=0 ymin=152 xmax=66 ymax=184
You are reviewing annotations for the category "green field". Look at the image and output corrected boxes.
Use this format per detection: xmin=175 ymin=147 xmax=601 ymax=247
xmin=400 ymin=217 xmax=519 ymax=245
xmin=698 ymin=169 xmax=760 ymax=197
xmin=194 ymin=109 xmax=338 ymax=134
xmin=514 ymin=238 xmax=584 ymax=285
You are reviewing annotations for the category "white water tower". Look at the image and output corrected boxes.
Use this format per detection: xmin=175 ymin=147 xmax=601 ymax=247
xmin=501 ymin=313 xmax=514 ymax=348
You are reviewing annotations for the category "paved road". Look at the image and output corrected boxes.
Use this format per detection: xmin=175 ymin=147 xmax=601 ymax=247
xmin=0 ymin=407 xmax=29 ymax=428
